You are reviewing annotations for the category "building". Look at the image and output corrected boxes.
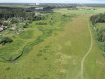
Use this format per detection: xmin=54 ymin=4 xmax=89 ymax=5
xmin=36 ymin=3 xmax=40 ymax=5
xmin=0 ymin=25 xmax=5 ymax=30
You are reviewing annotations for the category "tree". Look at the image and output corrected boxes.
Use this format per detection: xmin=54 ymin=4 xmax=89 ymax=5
xmin=0 ymin=19 xmax=2 ymax=26
xmin=7 ymin=23 xmax=12 ymax=28
xmin=3 ymin=22 xmax=8 ymax=26
xmin=97 ymin=27 xmax=105 ymax=42
xmin=0 ymin=37 xmax=13 ymax=45
xmin=102 ymin=33 xmax=105 ymax=42
xmin=23 ymin=23 xmax=28 ymax=28
xmin=103 ymin=42 xmax=105 ymax=52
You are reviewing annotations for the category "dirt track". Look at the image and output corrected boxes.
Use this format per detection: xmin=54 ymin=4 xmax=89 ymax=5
xmin=81 ymin=22 xmax=93 ymax=79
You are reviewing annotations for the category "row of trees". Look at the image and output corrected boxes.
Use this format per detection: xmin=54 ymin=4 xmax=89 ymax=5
xmin=90 ymin=13 xmax=105 ymax=52
xmin=90 ymin=13 xmax=105 ymax=25
xmin=97 ymin=27 xmax=105 ymax=42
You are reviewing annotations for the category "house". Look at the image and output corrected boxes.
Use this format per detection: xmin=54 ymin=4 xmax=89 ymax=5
xmin=1 ymin=18 xmax=12 ymax=23
xmin=4 ymin=20 xmax=11 ymax=23
xmin=93 ymin=9 xmax=97 ymax=11
xmin=3 ymin=21 xmax=8 ymax=23
xmin=0 ymin=25 xmax=5 ymax=30
xmin=36 ymin=3 xmax=40 ymax=5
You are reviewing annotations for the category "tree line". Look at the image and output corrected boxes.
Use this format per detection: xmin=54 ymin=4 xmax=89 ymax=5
xmin=90 ymin=13 xmax=105 ymax=52
xmin=90 ymin=13 xmax=105 ymax=25
xmin=0 ymin=7 xmax=34 ymax=20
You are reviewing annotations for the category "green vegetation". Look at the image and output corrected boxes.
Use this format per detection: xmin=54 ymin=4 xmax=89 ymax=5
xmin=90 ymin=13 xmax=105 ymax=53
xmin=35 ymin=22 xmax=47 ymax=25
xmin=90 ymin=13 xmax=105 ymax=25
xmin=20 ymin=30 xmax=33 ymax=39
xmin=0 ymin=7 xmax=34 ymax=20
xmin=5 ymin=67 xmax=10 ymax=70
xmin=1 ymin=3 xmax=105 ymax=79
xmin=0 ymin=40 xmax=24 ymax=61
xmin=0 ymin=11 xmax=74 ymax=62
xmin=0 ymin=37 xmax=13 ymax=45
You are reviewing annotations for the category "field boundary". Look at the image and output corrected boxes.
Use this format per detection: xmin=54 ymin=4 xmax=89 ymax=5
xmin=81 ymin=21 xmax=93 ymax=79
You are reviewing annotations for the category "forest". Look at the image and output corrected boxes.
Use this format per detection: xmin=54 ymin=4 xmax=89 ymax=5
xmin=0 ymin=7 xmax=35 ymax=20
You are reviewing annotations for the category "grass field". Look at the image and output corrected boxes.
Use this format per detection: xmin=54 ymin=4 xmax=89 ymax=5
xmin=54 ymin=8 xmax=105 ymax=15
xmin=0 ymin=8 xmax=105 ymax=79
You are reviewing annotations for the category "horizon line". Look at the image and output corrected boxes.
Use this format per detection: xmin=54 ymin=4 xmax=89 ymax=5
xmin=0 ymin=2 xmax=105 ymax=4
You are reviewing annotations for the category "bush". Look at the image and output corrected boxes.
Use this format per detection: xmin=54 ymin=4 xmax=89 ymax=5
xmin=33 ymin=16 xmax=45 ymax=21
xmin=23 ymin=23 xmax=28 ymax=28
xmin=35 ymin=22 xmax=47 ymax=25
xmin=103 ymin=42 xmax=105 ymax=52
xmin=0 ymin=37 xmax=13 ymax=44
xmin=5 ymin=67 xmax=10 ymax=70
xmin=97 ymin=27 xmax=105 ymax=42
xmin=36 ymin=53 xmax=42 ymax=56
xmin=3 ymin=22 xmax=8 ymax=26
xmin=27 ymin=77 xmax=30 ymax=79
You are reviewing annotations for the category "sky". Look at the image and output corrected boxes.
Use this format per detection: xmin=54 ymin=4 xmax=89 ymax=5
xmin=0 ymin=0 xmax=105 ymax=3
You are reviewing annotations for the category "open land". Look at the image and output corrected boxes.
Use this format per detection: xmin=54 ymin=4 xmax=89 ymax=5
xmin=0 ymin=5 xmax=105 ymax=79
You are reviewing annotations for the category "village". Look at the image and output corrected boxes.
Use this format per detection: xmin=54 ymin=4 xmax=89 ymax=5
xmin=0 ymin=17 xmax=25 ymax=36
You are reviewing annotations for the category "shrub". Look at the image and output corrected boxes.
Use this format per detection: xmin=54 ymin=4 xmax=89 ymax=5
xmin=44 ymin=58 xmax=47 ymax=60
xmin=35 ymin=22 xmax=47 ymax=25
xmin=33 ymin=16 xmax=45 ymax=21
xmin=36 ymin=53 xmax=42 ymax=56
xmin=0 ymin=37 xmax=13 ymax=44
xmin=27 ymin=77 xmax=30 ymax=79
xmin=5 ymin=67 xmax=10 ymax=70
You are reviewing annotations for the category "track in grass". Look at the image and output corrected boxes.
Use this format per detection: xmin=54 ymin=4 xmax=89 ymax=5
xmin=81 ymin=22 xmax=93 ymax=79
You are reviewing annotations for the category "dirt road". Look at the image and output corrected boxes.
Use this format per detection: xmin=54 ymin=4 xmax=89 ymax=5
xmin=81 ymin=22 xmax=93 ymax=79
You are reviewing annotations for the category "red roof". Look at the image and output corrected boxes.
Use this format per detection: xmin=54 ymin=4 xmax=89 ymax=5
xmin=0 ymin=25 xmax=5 ymax=29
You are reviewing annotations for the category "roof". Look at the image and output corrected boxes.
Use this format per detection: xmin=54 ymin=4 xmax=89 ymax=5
xmin=0 ymin=25 xmax=5 ymax=28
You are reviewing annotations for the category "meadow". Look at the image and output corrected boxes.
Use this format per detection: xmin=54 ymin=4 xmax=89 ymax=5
xmin=54 ymin=8 xmax=105 ymax=15
xmin=0 ymin=7 xmax=105 ymax=79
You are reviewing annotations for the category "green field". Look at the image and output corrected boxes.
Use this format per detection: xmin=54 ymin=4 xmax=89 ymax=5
xmin=0 ymin=7 xmax=105 ymax=79
xmin=54 ymin=8 xmax=105 ymax=14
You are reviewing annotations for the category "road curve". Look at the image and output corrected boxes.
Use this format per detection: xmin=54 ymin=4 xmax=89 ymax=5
xmin=81 ymin=22 xmax=93 ymax=79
